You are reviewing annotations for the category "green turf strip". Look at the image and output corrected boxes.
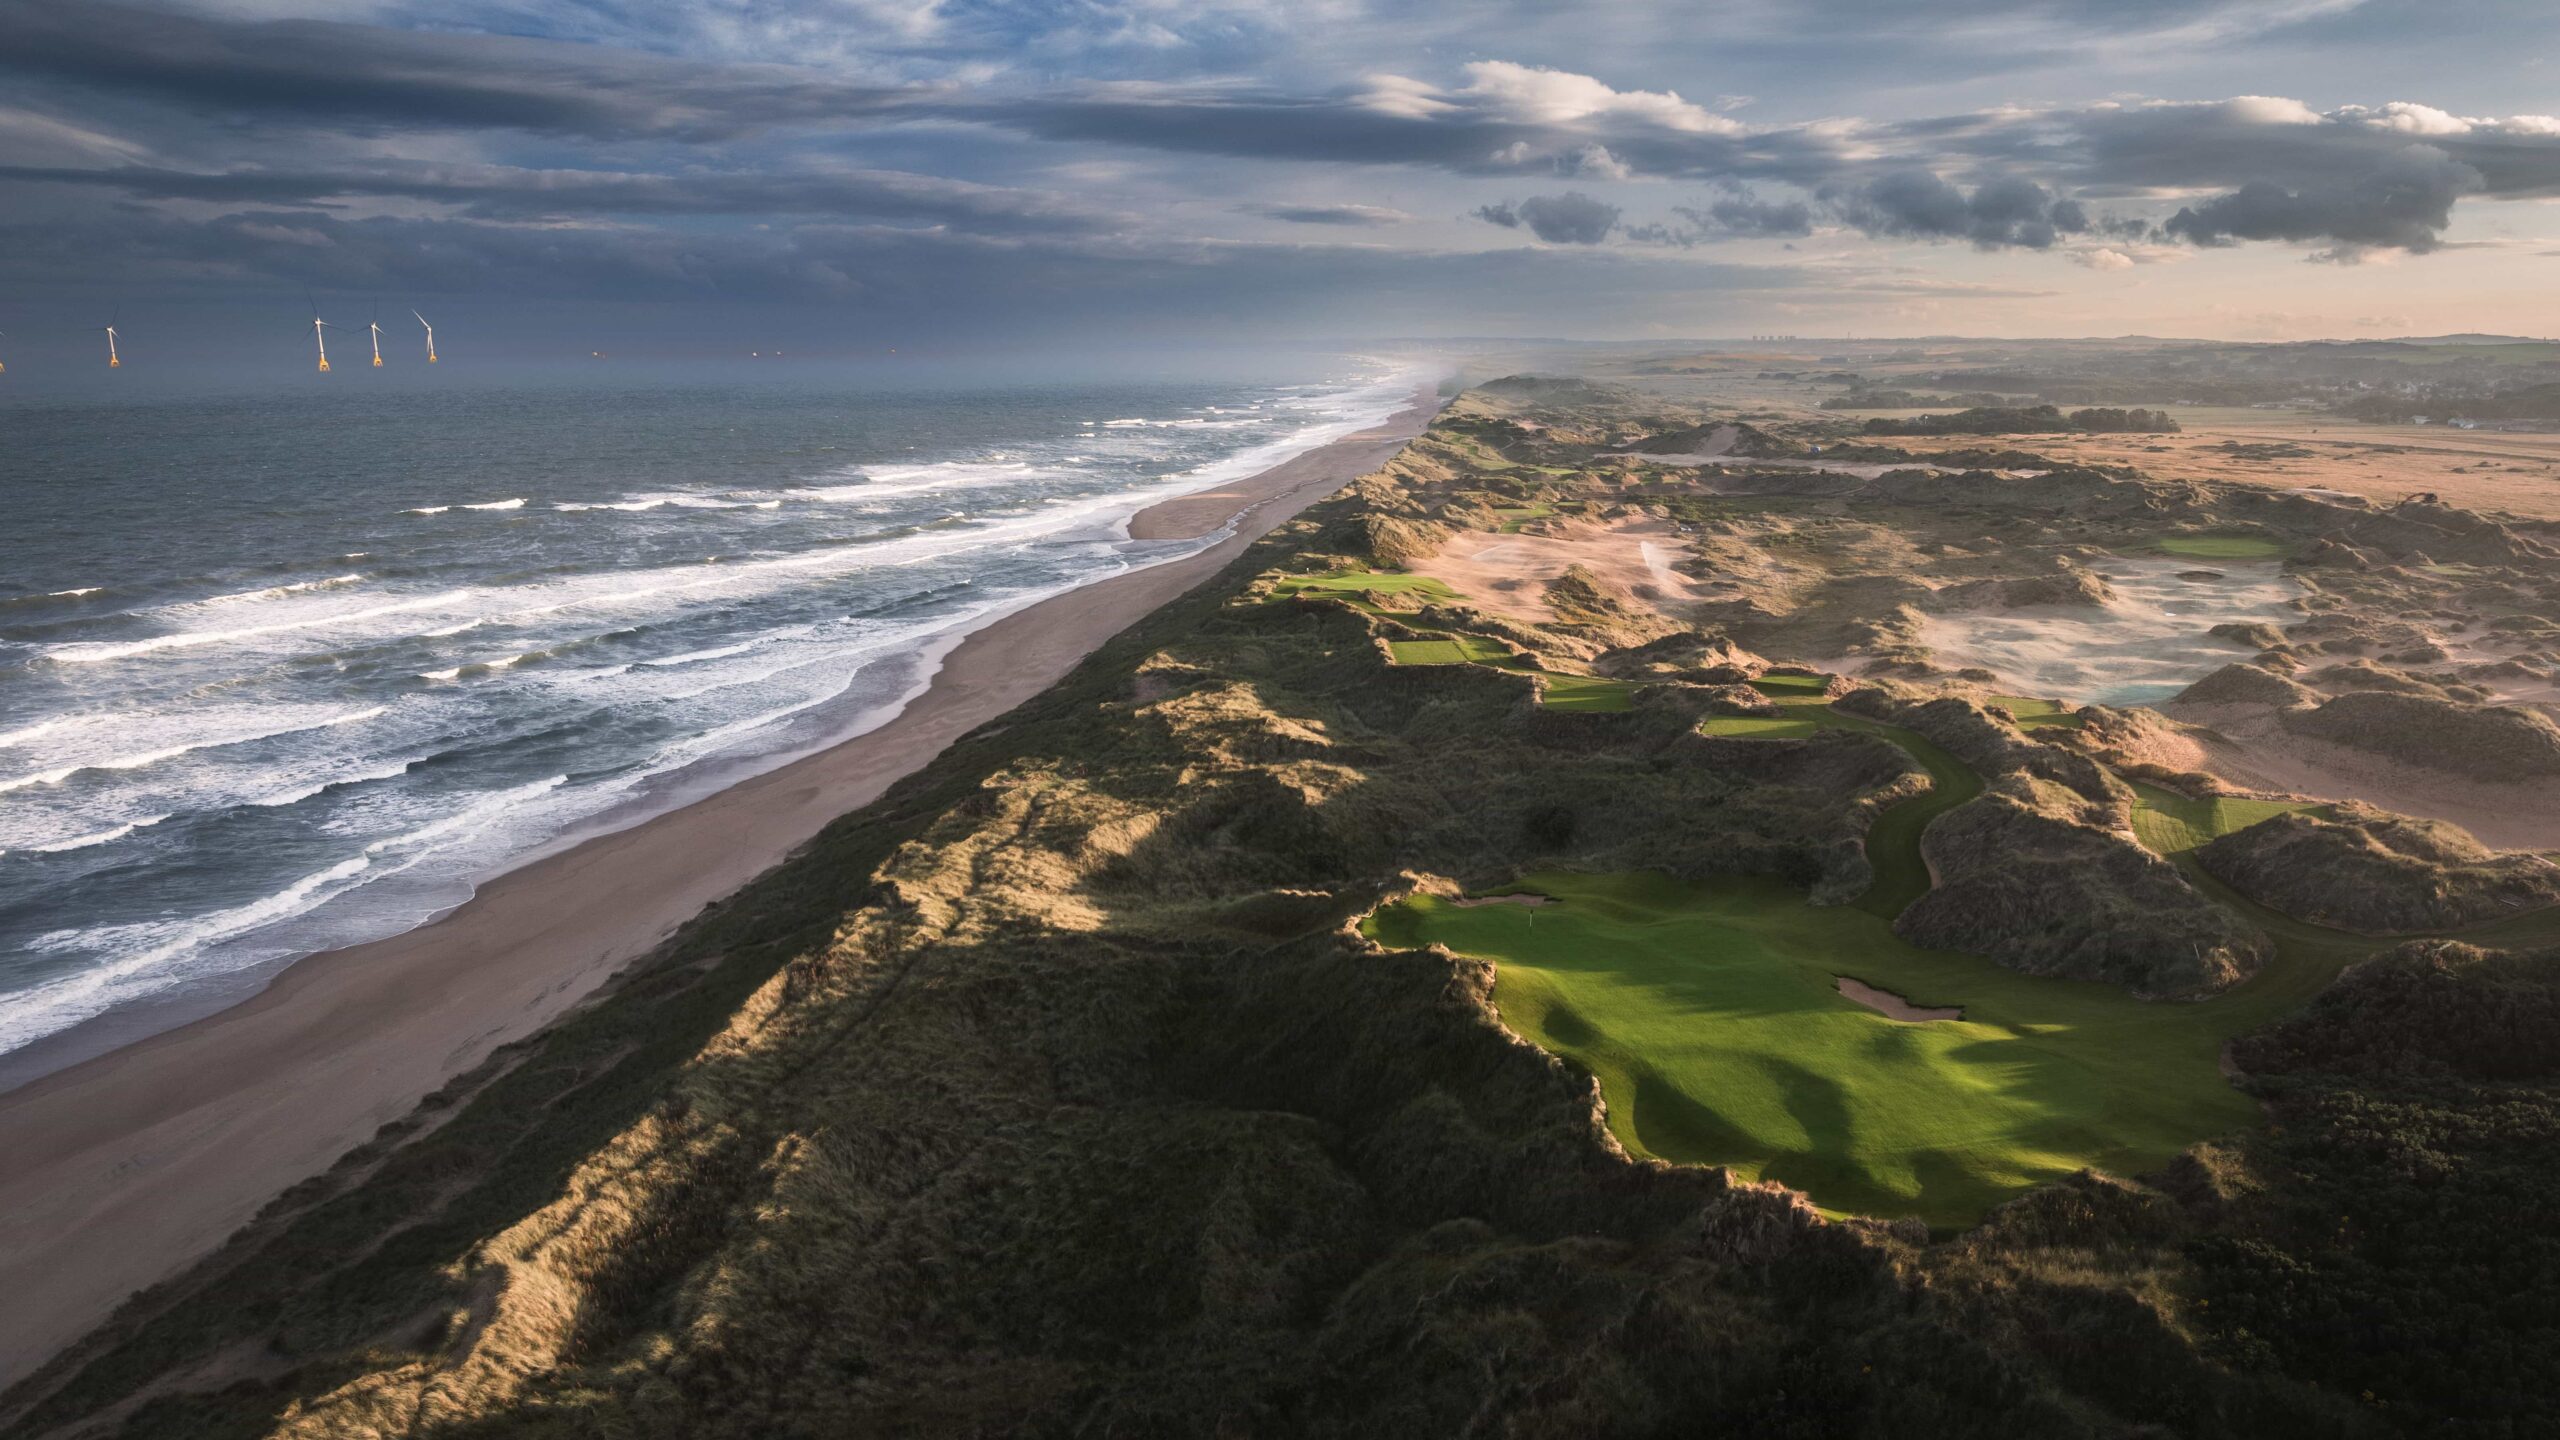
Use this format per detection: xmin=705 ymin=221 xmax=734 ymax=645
xmin=2145 ymin=533 xmax=2289 ymax=561
xmin=2127 ymin=783 xmax=2328 ymax=858
xmin=1540 ymin=673 xmax=1636 ymax=711
xmin=1269 ymin=569 xmax=1461 ymax=606
xmin=1988 ymin=695 xmax=2084 ymax=731
xmin=1747 ymin=672 xmax=1830 ymax=697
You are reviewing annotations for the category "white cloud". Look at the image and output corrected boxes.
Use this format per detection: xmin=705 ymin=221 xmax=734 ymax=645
xmin=1456 ymin=61 xmax=1744 ymax=135
xmin=2365 ymin=101 xmax=2476 ymax=135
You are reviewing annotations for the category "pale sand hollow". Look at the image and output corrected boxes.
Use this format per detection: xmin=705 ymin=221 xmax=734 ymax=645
xmin=1836 ymin=976 xmax=1963 ymax=1023
xmin=0 ymin=390 xmax=1438 ymax=1390
xmin=1406 ymin=515 xmax=1698 ymax=627
xmin=2168 ymin=699 xmax=2560 ymax=853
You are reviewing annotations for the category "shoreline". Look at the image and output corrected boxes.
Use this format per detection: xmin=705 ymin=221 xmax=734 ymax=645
xmin=0 ymin=388 xmax=1437 ymax=1390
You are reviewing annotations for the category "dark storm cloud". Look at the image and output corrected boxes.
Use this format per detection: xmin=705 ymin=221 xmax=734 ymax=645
xmin=0 ymin=0 xmax=910 ymax=139
xmin=2163 ymin=143 xmax=2482 ymax=255
xmin=1238 ymin=202 xmax=1413 ymax=226
xmin=1825 ymin=171 xmax=2087 ymax=250
xmin=1476 ymin=192 xmax=1622 ymax=243
xmin=2 ymin=0 xmax=2556 ymax=347
xmin=0 ymin=161 xmax=1122 ymax=232
xmin=1691 ymin=192 xmax=1815 ymax=238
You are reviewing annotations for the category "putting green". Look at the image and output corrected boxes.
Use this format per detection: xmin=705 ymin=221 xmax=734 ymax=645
xmin=1366 ymin=872 xmax=2278 ymax=1227
xmin=1989 ymin=695 xmax=2084 ymax=731
xmin=2128 ymin=782 xmax=2329 ymax=857
xmin=1270 ymin=568 xmax=1461 ymax=607
xmin=2145 ymin=533 xmax=2290 ymax=561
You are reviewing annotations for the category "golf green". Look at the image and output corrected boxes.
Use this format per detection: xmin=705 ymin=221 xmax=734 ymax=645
xmin=2145 ymin=533 xmax=2290 ymax=561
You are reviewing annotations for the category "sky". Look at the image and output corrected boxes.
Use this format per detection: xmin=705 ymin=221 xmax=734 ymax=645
xmin=5 ymin=0 xmax=2560 ymax=366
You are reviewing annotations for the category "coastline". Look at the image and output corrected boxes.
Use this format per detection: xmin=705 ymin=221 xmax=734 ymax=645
xmin=0 ymin=388 xmax=1437 ymax=1389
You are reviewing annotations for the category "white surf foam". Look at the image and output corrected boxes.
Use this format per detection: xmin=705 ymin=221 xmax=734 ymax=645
xmin=188 ymin=573 xmax=366 ymax=607
xmin=0 ymin=706 xmax=387 ymax=794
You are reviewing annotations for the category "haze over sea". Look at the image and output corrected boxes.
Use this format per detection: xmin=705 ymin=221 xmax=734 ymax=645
xmin=0 ymin=356 xmax=1418 ymax=1073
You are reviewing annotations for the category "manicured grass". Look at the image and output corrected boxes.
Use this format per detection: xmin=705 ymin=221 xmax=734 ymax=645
xmin=1540 ymin=673 xmax=1636 ymax=711
xmin=1366 ymin=871 xmax=2279 ymax=1228
xmin=1270 ymin=568 xmax=1462 ymax=606
xmin=1387 ymin=635 xmax=1513 ymax=666
xmin=1989 ymin=695 xmax=2084 ymax=731
xmin=2128 ymin=782 xmax=2329 ymax=858
xmin=1699 ymin=714 xmax=1821 ymax=740
xmin=1493 ymin=502 xmax=1558 ymax=532
xmin=2145 ymin=533 xmax=2290 ymax=561
xmin=1747 ymin=672 xmax=1830 ymax=697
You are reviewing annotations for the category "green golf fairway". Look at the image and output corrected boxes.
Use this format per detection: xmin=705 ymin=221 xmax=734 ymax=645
xmin=1368 ymin=871 xmax=2304 ymax=1227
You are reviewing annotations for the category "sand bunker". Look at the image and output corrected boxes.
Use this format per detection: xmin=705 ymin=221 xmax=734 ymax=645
xmin=2173 ymin=706 xmax=2560 ymax=853
xmin=1411 ymin=517 xmax=1697 ymax=626
xmin=1836 ymin=976 xmax=1962 ymax=1022
xmin=1917 ymin=557 xmax=2299 ymax=705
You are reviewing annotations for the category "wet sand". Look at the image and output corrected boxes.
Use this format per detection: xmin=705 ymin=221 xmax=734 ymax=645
xmin=0 ymin=389 xmax=1437 ymax=1390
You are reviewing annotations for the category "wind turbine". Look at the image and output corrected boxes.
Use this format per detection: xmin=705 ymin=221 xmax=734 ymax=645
xmin=105 ymin=308 xmax=121 ymax=369
xmin=367 ymin=308 xmax=386 ymax=369
xmin=306 ymin=297 xmax=335 ymax=373
xmin=0 ymin=329 xmax=9 ymax=375
xmin=414 ymin=310 xmax=438 ymax=364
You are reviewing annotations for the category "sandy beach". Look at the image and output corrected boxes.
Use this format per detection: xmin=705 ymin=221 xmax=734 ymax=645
xmin=0 ymin=390 xmax=1435 ymax=1390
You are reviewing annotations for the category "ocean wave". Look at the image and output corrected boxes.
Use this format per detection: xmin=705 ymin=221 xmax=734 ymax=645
xmin=793 ymin=459 xmax=1036 ymax=504
xmin=1 ymin=855 xmax=379 ymax=1053
xmin=45 ymin=590 xmax=476 ymax=664
xmin=29 ymin=815 xmax=170 ymax=853
xmin=635 ymin=625 xmax=814 ymax=670
xmin=366 ymin=774 xmax=568 ymax=856
xmin=408 ymin=498 xmax=526 ymax=515
xmin=0 ymin=706 xmax=388 ymax=794
xmin=188 ymin=573 xmax=366 ymax=607
xmin=0 ymin=718 xmax=65 ymax=748
xmin=245 ymin=757 xmax=419 ymax=809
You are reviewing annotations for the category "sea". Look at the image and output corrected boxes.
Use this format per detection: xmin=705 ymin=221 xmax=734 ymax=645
xmin=0 ymin=357 xmax=1424 ymax=1076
